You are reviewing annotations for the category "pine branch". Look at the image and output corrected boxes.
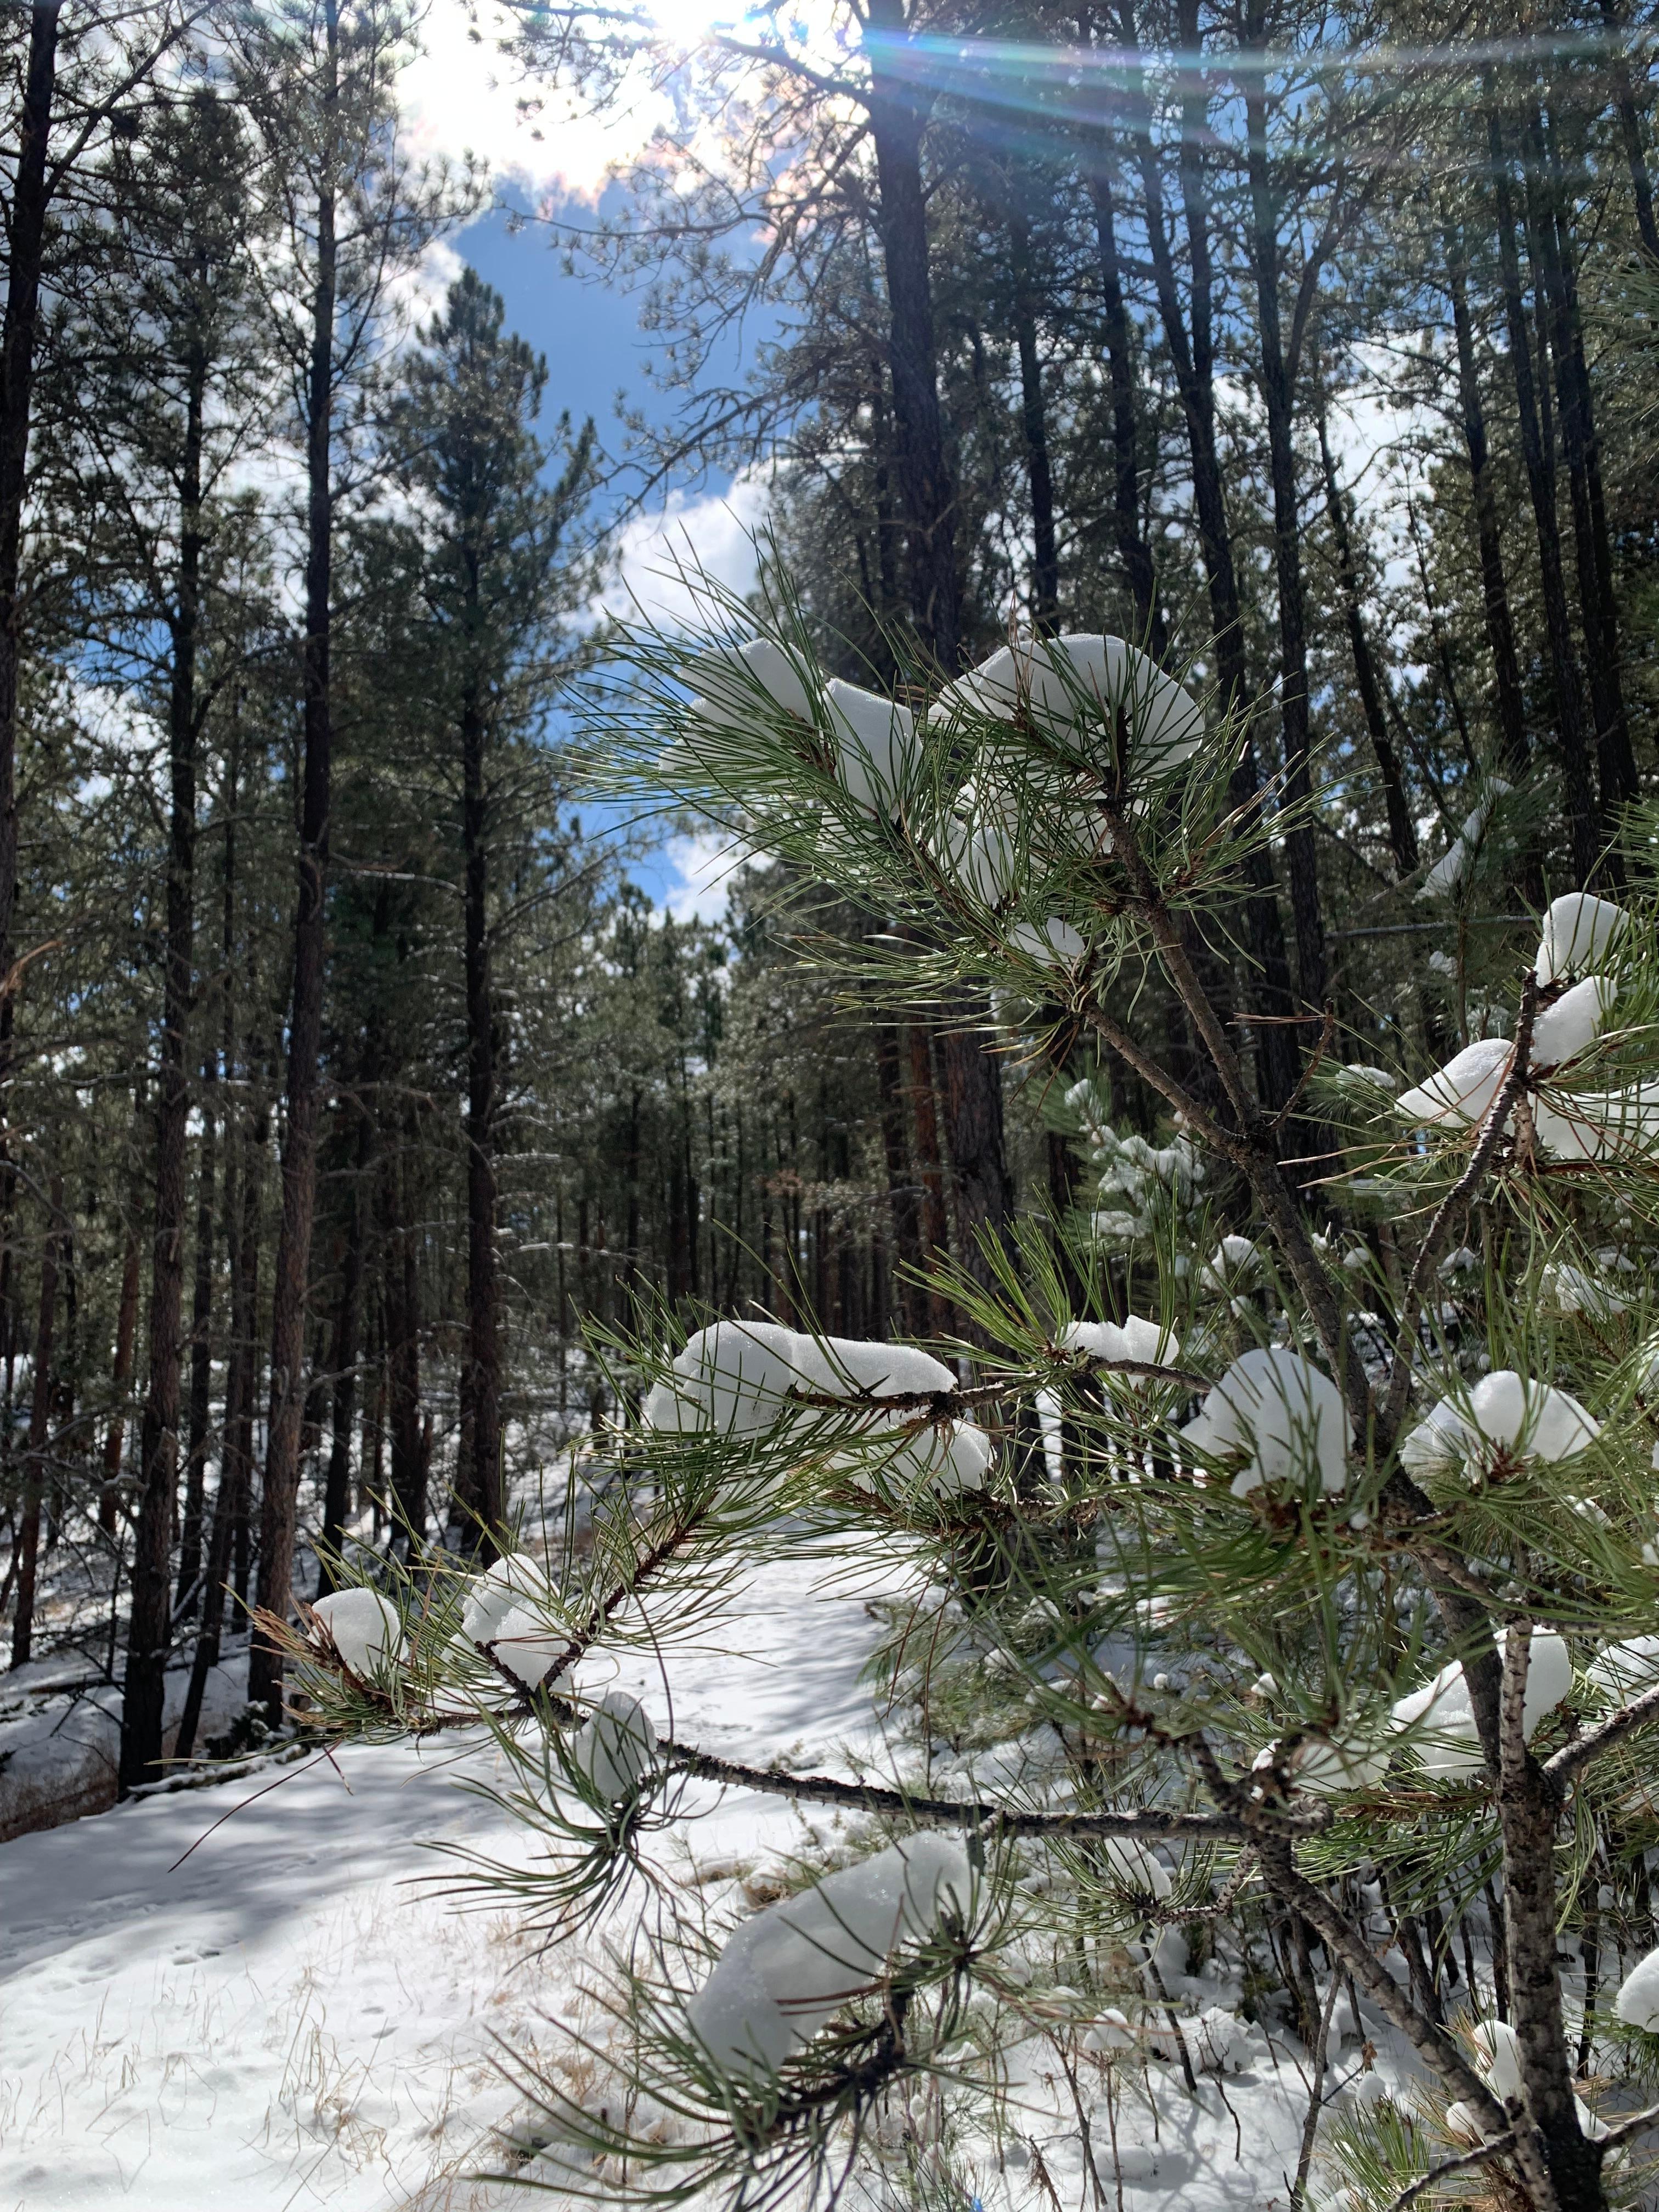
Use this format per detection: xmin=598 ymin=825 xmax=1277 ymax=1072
xmin=1380 ymin=973 xmax=1541 ymax=1448
xmin=656 ymin=1739 xmax=1329 ymax=1842
xmin=1378 ymin=2132 xmax=1519 ymax=2212
xmin=1545 ymin=1675 xmax=1659 ymax=1787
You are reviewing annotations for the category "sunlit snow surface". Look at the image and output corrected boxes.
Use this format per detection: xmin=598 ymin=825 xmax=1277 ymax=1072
xmin=3 ymin=1544 xmax=1399 ymax=2209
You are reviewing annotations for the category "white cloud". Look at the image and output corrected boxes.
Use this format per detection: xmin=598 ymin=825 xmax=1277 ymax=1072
xmin=598 ymin=471 xmax=771 ymax=628
xmin=661 ymin=826 xmax=750 ymax=921
xmin=399 ymin=2 xmax=678 ymax=202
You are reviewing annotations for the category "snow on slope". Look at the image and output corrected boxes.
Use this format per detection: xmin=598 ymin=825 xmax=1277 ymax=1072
xmin=0 ymin=1548 xmax=909 ymax=2211
xmin=1 ymin=1539 xmax=1413 ymax=2212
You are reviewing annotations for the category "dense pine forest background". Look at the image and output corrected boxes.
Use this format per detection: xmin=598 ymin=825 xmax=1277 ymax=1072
xmin=3 ymin=0 xmax=1659 ymax=1801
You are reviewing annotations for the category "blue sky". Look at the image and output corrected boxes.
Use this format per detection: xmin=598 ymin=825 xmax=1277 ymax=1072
xmin=399 ymin=13 xmax=772 ymax=918
xmin=459 ymin=195 xmax=772 ymax=918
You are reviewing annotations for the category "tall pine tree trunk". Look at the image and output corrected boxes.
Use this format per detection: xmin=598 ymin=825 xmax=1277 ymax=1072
xmin=178 ymin=1075 xmax=217 ymax=1613
xmin=864 ymin=0 xmax=958 ymax=667
xmin=1126 ymin=0 xmax=1297 ymax=1113
xmin=384 ymin=1146 xmax=425 ymax=1548
xmin=1528 ymin=108 xmax=1638 ymax=814
xmin=863 ymin=0 xmax=1012 ymax=1273
xmin=0 ymin=3 xmax=60 ymax=1114
xmin=1601 ymin=0 xmax=1659 ymax=259
xmin=1443 ymin=225 xmax=1531 ymax=781
xmin=1487 ymin=107 xmax=1599 ymax=885
xmin=9 ymin=1176 xmax=60 ymax=1667
xmin=98 ymin=1207 xmax=142 ymax=1536
xmin=904 ymin=1023 xmax=952 ymax=1335
xmin=1242 ymin=10 xmax=1325 ymax=1015
xmin=459 ymin=667 xmax=503 ymax=1553
xmin=122 ymin=329 xmax=206 ymax=1793
xmin=873 ymin=1018 xmax=925 ymax=1334
xmin=1314 ymin=394 xmax=1418 ymax=879
xmin=1084 ymin=134 xmax=1165 ymax=652
xmin=1008 ymin=204 xmax=1059 ymax=635
xmin=228 ymin=1092 xmax=265 ymax=1615
xmin=251 ymin=7 xmax=338 ymax=1722
xmin=317 ymin=1110 xmax=369 ymax=1588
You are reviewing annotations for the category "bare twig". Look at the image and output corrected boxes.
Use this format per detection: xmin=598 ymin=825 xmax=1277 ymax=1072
xmin=1291 ymin=1972 xmax=1342 ymax=2208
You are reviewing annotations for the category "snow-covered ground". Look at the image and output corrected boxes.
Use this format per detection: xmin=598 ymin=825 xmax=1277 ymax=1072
xmin=0 ymin=1547 xmax=918 ymax=2210
xmin=2 ymin=1538 xmax=1408 ymax=2212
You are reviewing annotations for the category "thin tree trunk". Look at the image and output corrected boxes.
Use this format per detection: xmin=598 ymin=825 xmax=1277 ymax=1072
xmin=1008 ymin=201 xmax=1059 ymax=635
xmin=1313 ymin=394 xmax=1418 ymax=878
xmin=864 ymin=0 xmax=958 ymax=668
xmin=1530 ymin=108 xmax=1639 ymax=814
xmin=905 ymin=1022 xmax=952 ymax=1336
xmin=1125 ymin=0 xmax=1299 ymax=1114
xmin=459 ymin=658 xmax=503 ymax=1551
xmin=936 ymin=1010 xmax=1013 ymax=1296
xmin=1242 ymin=12 xmax=1326 ymax=1015
xmin=252 ymin=3 xmax=339 ymax=1724
xmin=362 ymin=1303 xmax=386 ymax=1519
xmin=860 ymin=12 xmax=1012 ymax=1266
xmin=1084 ymin=129 xmax=1165 ymax=653
xmin=123 ymin=322 xmax=207 ymax=1792
xmin=0 ymin=4 xmax=60 ymax=1114
xmin=229 ymin=1095 xmax=265 ymax=1616
xmin=1443 ymin=223 xmax=1531 ymax=781
xmin=9 ymin=1175 xmax=61 ymax=1667
xmin=874 ymin=1018 xmax=925 ymax=1334
xmin=1488 ymin=107 xmax=1599 ymax=886
xmin=178 ymin=1073 xmax=217 ymax=1613
xmin=1601 ymin=0 xmax=1659 ymax=261
xmin=317 ymin=1111 xmax=369 ymax=1589
xmin=172 ymin=1434 xmax=233 ymax=1767
xmin=98 ymin=1211 xmax=142 ymax=1535
xmin=385 ymin=1150 xmax=425 ymax=1548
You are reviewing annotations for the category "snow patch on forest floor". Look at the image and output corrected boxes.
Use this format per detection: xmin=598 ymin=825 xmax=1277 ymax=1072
xmin=2 ymin=1539 xmax=1423 ymax=2211
xmin=0 ymin=1545 xmax=914 ymax=2209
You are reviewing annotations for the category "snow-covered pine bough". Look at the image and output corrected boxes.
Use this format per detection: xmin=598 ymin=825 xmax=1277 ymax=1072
xmin=282 ymin=587 xmax=1659 ymax=2212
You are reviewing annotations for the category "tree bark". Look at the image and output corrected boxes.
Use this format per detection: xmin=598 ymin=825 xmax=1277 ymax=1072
xmin=873 ymin=1017 xmax=925 ymax=1333
xmin=1008 ymin=202 xmax=1059 ymax=635
xmin=98 ymin=1210 xmax=142 ymax=1536
xmin=178 ymin=1075 xmax=217 ymax=1613
xmin=1242 ymin=4 xmax=1326 ymax=1016
xmin=1443 ymin=224 xmax=1531 ymax=781
xmin=1083 ymin=128 xmax=1165 ymax=653
xmin=1528 ymin=108 xmax=1638 ymax=814
xmin=172 ymin=1430 xmax=233 ymax=1767
xmin=9 ymin=1175 xmax=61 ymax=1668
xmin=0 ymin=4 xmax=61 ymax=1100
xmin=317 ymin=1110 xmax=369 ymax=1589
xmin=1124 ymin=0 xmax=1299 ymax=1114
xmin=228 ymin=1094 xmax=265 ymax=1615
xmin=1601 ymin=0 xmax=1659 ymax=261
xmin=937 ymin=1008 xmax=1013 ymax=1294
xmin=384 ymin=1148 xmax=425 ymax=1548
xmin=861 ymin=2 xmax=1013 ymax=1263
xmin=1487 ymin=108 xmax=1599 ymax=887
xmin=459 ymin=647 xmax=503 ymax=1553
xmin=122 ymin=320 xmax=207 ymax=1793
xmin=904 ymin=1023 xmax=952 ymax=1335
xmin=1313 ymin=395 xmax=1418 ymax=878
xmin=864 ymin=0 xmax=958 ymax=668
xmin=251 ymin=1 xmax=338 ymax=1724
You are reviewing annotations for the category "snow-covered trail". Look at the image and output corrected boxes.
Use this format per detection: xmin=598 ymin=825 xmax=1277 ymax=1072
xmin=0 ymin=1547 xmax=910 ymax=2212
